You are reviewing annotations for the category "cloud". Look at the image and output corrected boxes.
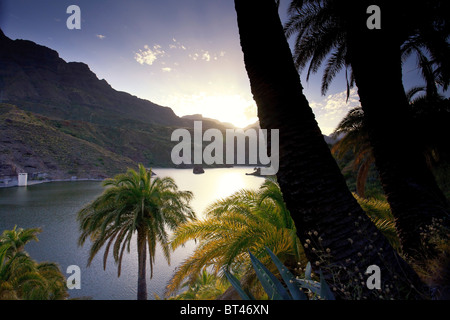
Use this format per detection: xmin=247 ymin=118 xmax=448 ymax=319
xmin=169 ymin=38 xmax=187 ymax=51
xmin=96 ymin=34 xmax=106 ymax=40
xmin=310 ymin=88 xmax=360 ymax=135
xmin=189 ymin=53 xmax=200 ymax=61
xmin=134 ymin=44 xmax=165 ymax=66
xmin=243 ymin=104 xmax=257 ymax=121
xmin=134 ymin=39 xmax=226 ymax=75
xmin=167 ymin=37 xmax=225 ymax=62
xmin=202 ymin=51 xmax=211 ymax=62
xmin=188 ymin=49 xmax=223 ymax=62
xmin=316 ymin=88 xmax=359 ymax=118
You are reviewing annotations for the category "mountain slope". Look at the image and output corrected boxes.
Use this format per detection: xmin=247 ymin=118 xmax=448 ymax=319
xmin=0 ymin=103 xmax=137 ymax=179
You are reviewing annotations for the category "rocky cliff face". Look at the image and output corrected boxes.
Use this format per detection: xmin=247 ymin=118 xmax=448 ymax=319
xmin=0 ymin=29 xmax=184 ymax=127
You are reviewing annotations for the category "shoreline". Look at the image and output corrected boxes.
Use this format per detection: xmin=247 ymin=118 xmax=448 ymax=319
xmin=0 ymin=166 xmax=264 ymax=189
xmin=0 ymin=178 xmax=106 ymax=189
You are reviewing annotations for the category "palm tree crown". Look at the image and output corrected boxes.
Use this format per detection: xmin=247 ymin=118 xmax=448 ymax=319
xmin=165 ymin=178 xmax=303 ymax=298
xmin=284 ymin=0 xmax=353 ymax=96
xmin=0 ymin=226 xmax=41 ymax=258
xmin=0 ymin=227 xmax=68 ymax=300
xmin=284 ymin=0 xmax=449 ymax=97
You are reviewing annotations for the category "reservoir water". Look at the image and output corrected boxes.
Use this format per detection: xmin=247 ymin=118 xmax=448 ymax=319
xmin=0 ymin=167 xmax=264 ymax=300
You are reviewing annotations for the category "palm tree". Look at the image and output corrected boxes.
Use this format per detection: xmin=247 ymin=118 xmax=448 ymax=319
xmin=233 ymin=0 xmax=427 ymax=298
xmin=407 ymin=68 xmax=450 ymax=173
xmin=1 ymin=253 xmax=68 ymax=300
xmin=284 ymin=0 xmax=353 ymax=97
xmin=169 ymin=268 xmax=227 ymax=300
xmin=77 ymin=164 xmax=196 ymax=300
xmin=0 ymin=226 xmax=41 ymax=258
xmin=284 ymin=1 xmax=448 ymax=98
xmin=355 ymin=195 xmax=400 ymax=251
xmin=331 ymin=84 xmax=449 ymax=200
xmin=165 ymin=179 xmax=304 ymax=298
xmin=331 ymin=107 xmax=373 ymax=198
xmin=284 ymin=0 xmax=449 ymax=259
xmin=0 ymin=227 xmax=68 ymax=300
xmin=400 ymin=0 xmax=450 ymax=94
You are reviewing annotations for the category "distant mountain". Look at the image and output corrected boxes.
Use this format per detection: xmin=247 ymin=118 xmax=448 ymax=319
xmin=0 ymin=29 xmax=185 ymax=127
xmin=323 ymin=134 xmax=340 ymax=145
xmin=181 ymin=114 xmax=236 ymax=129
xmin=0 ymin=30 xmax=233 ymax=179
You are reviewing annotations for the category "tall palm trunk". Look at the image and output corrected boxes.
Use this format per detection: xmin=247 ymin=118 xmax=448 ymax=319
xmin=344 ymin=0 xmax=449 ymax=260
xmin=234 ymin=0 xmax=427 ymax=298
xmin=137 ymin=227 xmax=147 ymax=300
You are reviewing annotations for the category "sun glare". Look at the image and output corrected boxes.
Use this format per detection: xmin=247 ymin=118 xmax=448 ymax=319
xmin=162 ymin=93 xmax=259 ymax=128
xmin=184 ymin=93 xmax=259 ymax=128
xmin=215 ymin=171 xmax=247 ymax=198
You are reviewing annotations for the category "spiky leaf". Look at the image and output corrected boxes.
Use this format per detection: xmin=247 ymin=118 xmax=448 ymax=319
xmin=265 ymin=247 xmax=307 ymax=300
xmin=248 ymin=250 xmax=291 ymax=300
xmin=319 ymin=270 xmax=335 ymax=300
xmin=305 ymin=261 xmax=312 ymax=280
xmin=224 ymin=269 xmax=253 ymax=300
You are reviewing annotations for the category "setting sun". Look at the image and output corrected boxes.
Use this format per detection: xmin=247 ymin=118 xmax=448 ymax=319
xmin=164 ymin=93 xmax=259 ymax=128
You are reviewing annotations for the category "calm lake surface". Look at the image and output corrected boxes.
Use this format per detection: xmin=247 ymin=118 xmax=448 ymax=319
xmin=0 ymin=167 xmax=264 ymax=300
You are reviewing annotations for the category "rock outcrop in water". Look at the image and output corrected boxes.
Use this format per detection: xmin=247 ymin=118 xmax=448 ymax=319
xmin=193 ymin=165 xmax=205 ymax=174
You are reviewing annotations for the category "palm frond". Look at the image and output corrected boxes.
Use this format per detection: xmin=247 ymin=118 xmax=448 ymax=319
xmin=165 ymin=179 xmax=303 ymax=298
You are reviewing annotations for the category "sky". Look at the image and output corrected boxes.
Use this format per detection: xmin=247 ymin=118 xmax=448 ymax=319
xmin=0 ymin=0 xmax=437 ymax=134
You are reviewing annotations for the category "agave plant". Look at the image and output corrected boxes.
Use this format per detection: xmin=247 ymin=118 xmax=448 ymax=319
xmin=225 ymin=247 xmax=335 ymax=300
